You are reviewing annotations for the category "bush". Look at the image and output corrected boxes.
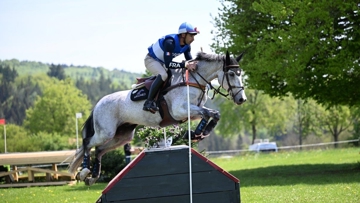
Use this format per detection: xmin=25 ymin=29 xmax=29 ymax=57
xmin=100 ymin=148 xmax=126 ymax=182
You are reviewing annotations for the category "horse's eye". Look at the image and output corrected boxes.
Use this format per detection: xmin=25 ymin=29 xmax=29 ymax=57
xmin=229 ymin=72 xmax=235 ymax=77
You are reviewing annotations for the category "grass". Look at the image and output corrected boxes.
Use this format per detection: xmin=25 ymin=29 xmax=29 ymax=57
xmin=212 ymin=147 xmax=360 ymax=203
xmin=0 ymin=183 xmax=106 ymax=203
xmin=1 ymin=147 xmax=359 ymax=203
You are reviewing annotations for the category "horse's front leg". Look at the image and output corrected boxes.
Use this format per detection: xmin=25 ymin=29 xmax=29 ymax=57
xmin=202 ymin=109 xmax=220 ymax=136
xmin=195 ymin=108 xmax=220 ymax=138
xmin=184 ymin=106 xmax=220 ymax=141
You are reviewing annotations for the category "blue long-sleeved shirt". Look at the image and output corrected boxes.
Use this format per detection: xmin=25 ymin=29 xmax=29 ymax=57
xmin=148 ymin=34 xmax=193 ymax=69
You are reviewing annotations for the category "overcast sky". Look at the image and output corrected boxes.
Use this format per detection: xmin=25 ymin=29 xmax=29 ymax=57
xmin=0 ymin=0 xmax=222 ymax=73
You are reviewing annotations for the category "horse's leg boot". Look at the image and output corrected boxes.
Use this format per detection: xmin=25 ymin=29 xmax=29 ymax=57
xmin=143 ymin=75 xmax=164 ymax=113
xmin=182 ymin=130 xmax=204 ymax=142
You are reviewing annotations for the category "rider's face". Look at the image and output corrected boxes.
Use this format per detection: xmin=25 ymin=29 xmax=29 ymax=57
xmin=180 ymin=33 xmax=196 ymax=45
xmin=185 ymin=33 xmax=196 ymax=44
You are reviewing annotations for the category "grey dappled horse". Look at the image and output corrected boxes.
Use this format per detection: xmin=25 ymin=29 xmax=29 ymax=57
xmin=68 ymin=51 xmax=247 ymax=185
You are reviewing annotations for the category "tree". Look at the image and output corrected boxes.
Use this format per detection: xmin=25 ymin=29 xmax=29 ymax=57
xmin=24 ymin=78 xmax=91 ymax=136
xmin=0 ymin=64 xmax=18 ymax=104
xmin=75 ymin=70 xmax=118 ymax=106
xmin=0 ymin=124 xmax=40 ymax=153
xmin=315 ymin=105 xmax=353 ymax=148
xmin=0 ymin=124 xmax=72 ymax=153
xmin=215 ymin=89 xmax=290 ymax=144
xmin=292 ymin=99 xmax=320 ymax=149
xmin=2 ymin=76 xmax=43 ymax=125
xmin=47 ymin=64 xmax=66 ymax=80
xmin=350 ymin=106 xmax=360 ymax=146
xmin=213 ymin=0 xmax=360 ymax=106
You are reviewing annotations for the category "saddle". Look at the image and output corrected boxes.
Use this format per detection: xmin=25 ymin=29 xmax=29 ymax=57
xmin=130 ymin=76 xmax=186 ymax=127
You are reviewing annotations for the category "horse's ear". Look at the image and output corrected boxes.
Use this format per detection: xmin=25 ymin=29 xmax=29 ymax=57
xmin=226 ymin=50 xmax=230 ymax=64
xmin=236 ymin=52 xmax=244 ymax=62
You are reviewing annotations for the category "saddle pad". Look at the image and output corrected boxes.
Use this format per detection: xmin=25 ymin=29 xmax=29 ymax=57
xmin=130 ymin=86 xmax=149 ymax=101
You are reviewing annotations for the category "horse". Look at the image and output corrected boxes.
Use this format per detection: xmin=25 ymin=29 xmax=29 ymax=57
xmin=68 ymin=51 xmax=247 ymax=185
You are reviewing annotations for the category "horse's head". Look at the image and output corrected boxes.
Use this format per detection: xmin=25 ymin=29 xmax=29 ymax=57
xmin=191 ymin=51 xmax=247 ymax=105
xmin=218 ymin=51 xmax=247 ymax=105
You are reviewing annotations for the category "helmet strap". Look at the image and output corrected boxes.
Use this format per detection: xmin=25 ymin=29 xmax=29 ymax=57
xmin=179 ymin=33 xmax=187 ymax=46
xmin=183 ymin=33 xmax=189 ymax=45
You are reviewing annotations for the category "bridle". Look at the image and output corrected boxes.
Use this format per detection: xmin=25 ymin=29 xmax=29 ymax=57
xmin=163 ymin=55 xmax=245 ymax=105
xmin=189 ymin=58 xmax=245 ymax=101
xmin=220 ymin=61 xmax=245 ymax=99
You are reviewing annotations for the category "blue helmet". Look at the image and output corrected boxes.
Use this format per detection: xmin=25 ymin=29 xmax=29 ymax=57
xmin=178 ymin=22 xmax=200 ymax=35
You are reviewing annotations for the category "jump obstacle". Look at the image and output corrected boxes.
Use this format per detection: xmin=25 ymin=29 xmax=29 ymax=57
xmin=96 ymin=145 xmax=240 ymax=203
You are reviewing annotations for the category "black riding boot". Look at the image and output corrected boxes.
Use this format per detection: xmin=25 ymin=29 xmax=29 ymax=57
xmin=143 ymin=75 xmax=164 ymax=113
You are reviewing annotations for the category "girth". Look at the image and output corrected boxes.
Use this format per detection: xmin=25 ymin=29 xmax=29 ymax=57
xmin=158 ymin=98 xmax=187 ymax=127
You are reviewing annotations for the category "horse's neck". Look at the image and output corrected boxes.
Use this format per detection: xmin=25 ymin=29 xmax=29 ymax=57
xmin=170 ymin=61 xmax=221 ymax=85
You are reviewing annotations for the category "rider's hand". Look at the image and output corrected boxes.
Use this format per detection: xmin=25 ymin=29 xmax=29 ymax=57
xmin=185 ymin=61 xmax=198 ymax=71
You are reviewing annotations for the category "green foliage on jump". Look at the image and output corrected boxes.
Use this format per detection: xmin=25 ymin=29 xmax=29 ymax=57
xmin=136 ymin=123 xmax=199 ymax=149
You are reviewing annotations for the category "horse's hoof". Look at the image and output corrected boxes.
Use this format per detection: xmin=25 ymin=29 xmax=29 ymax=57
xmin=84 ymin=177 xmax=90 ymax=186
xmin=75 ymin=172 xmax=81 ymax=180
xmin=183 ymin=131 xmax=205 ymax=141
xmin=79 ymin=168 xmax=91 ymax=181
xmin=85 ymin=177 xmax=97 ymax=186
xmin=182 ymin=130 xmax=195 ymax=139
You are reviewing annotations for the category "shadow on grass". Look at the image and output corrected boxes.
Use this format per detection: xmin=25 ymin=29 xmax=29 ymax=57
xmin=64 ymin=182 xmax=107 ymax=191
xmin=230 ymin=163 xmax=360 ymax=187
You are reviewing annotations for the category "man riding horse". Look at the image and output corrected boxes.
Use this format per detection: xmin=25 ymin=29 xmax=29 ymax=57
xmin=143 ymin=22 xmax=199 ymax=113
xmin=69 ymin=22 xmax=247 ymax=185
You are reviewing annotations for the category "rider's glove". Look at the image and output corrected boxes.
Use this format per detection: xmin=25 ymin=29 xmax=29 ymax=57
xmin=185 ymin=61 xmax=198 ymax=71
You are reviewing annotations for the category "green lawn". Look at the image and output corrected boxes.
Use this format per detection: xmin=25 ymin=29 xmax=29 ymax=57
xmin=1 ymin=147 xmax=359 ymax=203
xmin=212 ymin=148 xmax=360 ymax=203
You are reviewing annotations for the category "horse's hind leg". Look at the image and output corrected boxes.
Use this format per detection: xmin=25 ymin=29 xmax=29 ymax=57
xmin=79 ymin=120 xmax=119 ymax=182
xmin=83 ymin=146 xmax=101 ymax=186
xmin=79 ymin=137 xmax=92 ymax=181
xmin=85 ymin=124 xmax=136 ymax=186
xmin=85 ymin=141 xmax=132 ymax=186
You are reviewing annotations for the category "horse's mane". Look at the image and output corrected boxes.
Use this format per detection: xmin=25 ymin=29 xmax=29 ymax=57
xmin=170 ymin=52 xmax=225 ymax=78
xmin=195 ymin=52 xmax=224 ymax=62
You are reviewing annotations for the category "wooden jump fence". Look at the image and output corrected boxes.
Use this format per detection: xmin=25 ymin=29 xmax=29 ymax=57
xmin=0 ymin=150 xmax=76 ymax=188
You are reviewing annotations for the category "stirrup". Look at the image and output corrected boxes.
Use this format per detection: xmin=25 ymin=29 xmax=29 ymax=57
xmin=143 ymin=100 xmax=158 ymax=114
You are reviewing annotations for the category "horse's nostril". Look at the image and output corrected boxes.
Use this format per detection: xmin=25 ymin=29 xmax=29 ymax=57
xmin=239 ymin=98 xmax=244 ymax=103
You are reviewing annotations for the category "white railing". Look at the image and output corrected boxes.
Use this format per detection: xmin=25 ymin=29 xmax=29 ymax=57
xmin=205 ymin=139 xmax=360 ymax=155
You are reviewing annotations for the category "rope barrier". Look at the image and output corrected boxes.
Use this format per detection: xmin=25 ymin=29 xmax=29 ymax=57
xmin=186 ymin=69 xmax=193 ymax=203
xmin=205 ymin=139 xmax=360 ymax=155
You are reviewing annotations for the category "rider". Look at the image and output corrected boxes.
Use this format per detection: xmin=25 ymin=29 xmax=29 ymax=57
xmin=143 ymin=22 xmax=200 ymax=113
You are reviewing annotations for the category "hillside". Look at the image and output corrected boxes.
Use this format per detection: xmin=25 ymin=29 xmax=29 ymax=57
xmin=0 ymin=59 xmax=143 ymax=87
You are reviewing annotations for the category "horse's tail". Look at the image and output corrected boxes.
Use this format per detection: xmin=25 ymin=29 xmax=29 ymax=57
xmin=82 ymin=110 xmax=95 ymax=140
xmin=68 ymin=111 xmax=94 ymax=174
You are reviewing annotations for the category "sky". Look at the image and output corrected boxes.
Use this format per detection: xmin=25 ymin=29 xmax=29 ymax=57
xmin=0 ymin=0 xmax=222 ymax=74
